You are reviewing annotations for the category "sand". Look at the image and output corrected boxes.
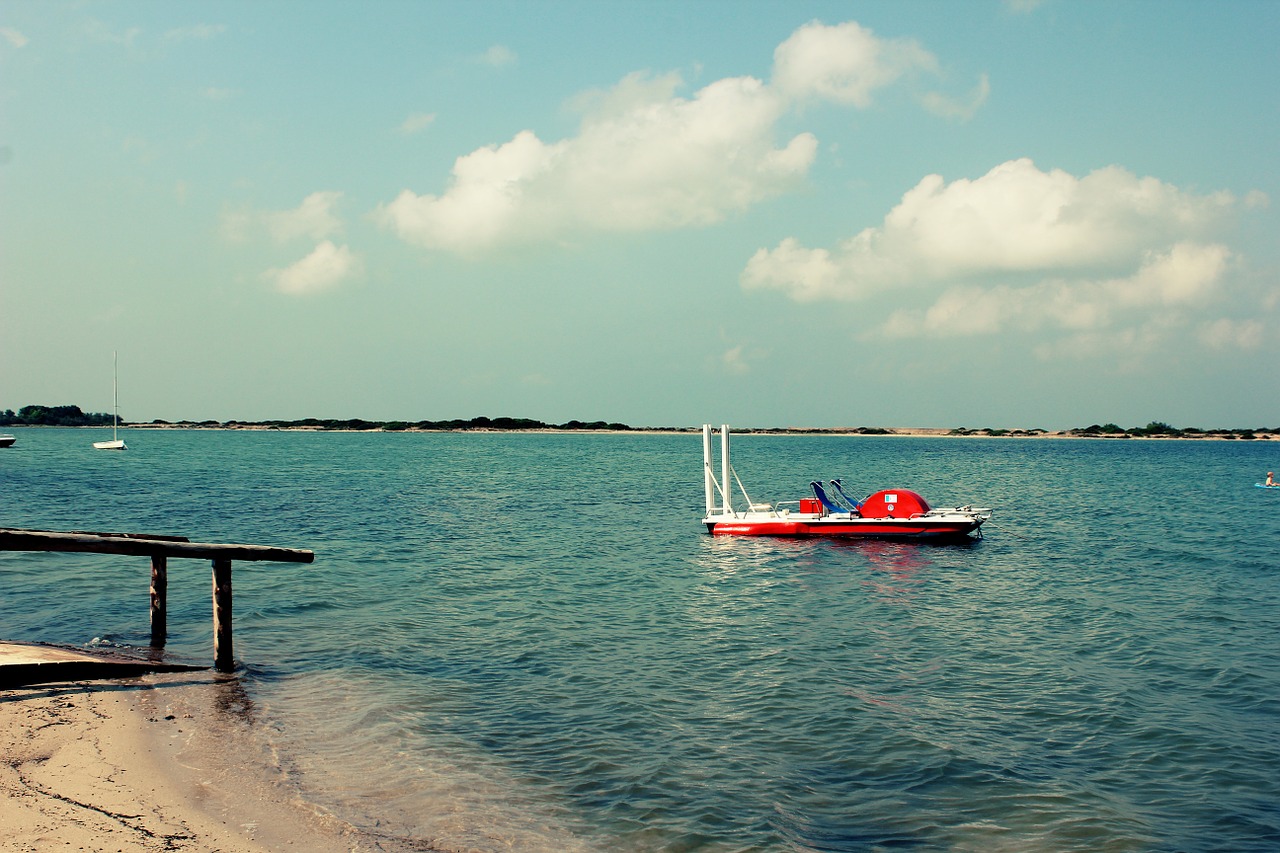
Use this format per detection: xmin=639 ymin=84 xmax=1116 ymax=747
xmin=1 ymin=671 xmax=413 ymax=853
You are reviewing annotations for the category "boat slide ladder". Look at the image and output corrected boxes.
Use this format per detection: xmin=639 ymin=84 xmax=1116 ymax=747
xmin=703 ymin=424 xmax=776 ymax=517
xmin=704 ymin=457 xmax=776 ymax=516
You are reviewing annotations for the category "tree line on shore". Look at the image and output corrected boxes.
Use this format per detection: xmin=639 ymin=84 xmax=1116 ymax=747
xmin=0 ymin=407 xmax=634 ymax=432
xmin=954 ymin=421 xmax=1274 ymax=439
xmin=0 ymin=405 xmax=115 ymax=427
xmin=2 ymin=406 xmax=1273 ymax=437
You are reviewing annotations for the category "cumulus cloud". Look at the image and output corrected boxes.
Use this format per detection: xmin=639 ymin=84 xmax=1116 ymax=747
xmin=224 ymin=191 xmax=344 ymax=243
xmin=921 ymin=72 xmax=990 ymax=121
xmin=876 ymin=242 xmax=1231 ymax=340
xmin=378 ymin=19 xmax=966 ymax=253
xmin=223 ymin=193 xmax=359 ymax=294
xmin=267 ymin=191 xmax=344 ymax=242
xmin=743 ymin=159 xmax=1256 ymax=353
xmin=266 ymin=241 xmax=360 ymax=295
xmin=1198 ymin=318 xmax=1263 ymax=350
xmin=743 ymin=159 xmax=1235 ymax=300
xmin=378 ymin=74 xmax=816 ymax=252
xmin=771 ymin=20 xmax=937 ymax=107
xmin=722 ymin=345 xmax=750 ymax=375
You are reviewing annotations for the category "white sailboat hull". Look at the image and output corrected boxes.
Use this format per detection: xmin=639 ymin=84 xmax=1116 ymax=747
xmin=92 ymin=439 xmax=127 ymax=450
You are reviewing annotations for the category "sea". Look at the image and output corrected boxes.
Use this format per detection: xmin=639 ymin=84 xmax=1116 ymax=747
xmin=2 ymin=426 xmax=1278 ymax=853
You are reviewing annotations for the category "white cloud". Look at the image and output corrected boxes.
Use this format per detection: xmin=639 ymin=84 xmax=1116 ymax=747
xmin=771 ymin=20 xmax=937 ymax=107
xmin=1 ymin=27 xmax=29 ymax=48
xmin=266 ymin=241 xmax=360 ymax=295
xmin=379 ymin=20 xmax=958 ymax=253
xmin=877 ymin=242 xmax=1231 ymax=340
xmin=378 ymin=74 xmax=816 ymax=252
xmin=223 ymin=193 xmax=355 ymax=292
xmin=1198 ymin=318 xmax=1263 ymax=350
xmin=379 ymin=130 xmax=561 ymax=252
xmin=268 ymin=191 xmax=343 ymax=242
xmin=224 ymin=191 xmax=344 ymax=244
xmin=743 ymin=159 xmax=1255 ymax=355
xmin=921 ymin=72 xmax=990 ymax=121
xmin=743 ymin=159 xmax=1236 ymax=301
xmin=479 ymin=45 xmax=516 ymax=68
xmin=399 ymin=112 xmax=437 ymax=135
xmin=721 ymin=345 xmax=750 ymax=375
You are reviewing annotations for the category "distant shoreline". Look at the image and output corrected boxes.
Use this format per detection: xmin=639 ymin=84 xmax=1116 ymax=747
xmin=18 ymin=422 xmax=1274 ymax=441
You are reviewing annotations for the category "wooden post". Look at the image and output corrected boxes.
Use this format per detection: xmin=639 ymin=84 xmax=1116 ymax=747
xmin=0 ymin=528 xmax=312 ymax=672
xmin=212 ymin=558 xmax=233 ymax=672
xmin=149 ymin=555 xmax=167 ymax=648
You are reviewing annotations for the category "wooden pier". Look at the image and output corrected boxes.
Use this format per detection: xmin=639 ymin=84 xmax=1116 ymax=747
xmin=0 ymin=528 xmax=313 ymax=674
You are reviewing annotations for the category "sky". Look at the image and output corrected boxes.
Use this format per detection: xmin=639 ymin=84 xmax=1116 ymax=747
xmin=1 ymin=0 xmax=1277 ymax=430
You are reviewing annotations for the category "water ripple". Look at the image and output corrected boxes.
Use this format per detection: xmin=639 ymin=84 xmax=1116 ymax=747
xmin=4 ymin=430 xmax=1280 ymax=852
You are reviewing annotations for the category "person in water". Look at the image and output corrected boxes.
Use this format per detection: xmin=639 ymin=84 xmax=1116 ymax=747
xmin=1268 ymin=472 xmax=1276 ymax=486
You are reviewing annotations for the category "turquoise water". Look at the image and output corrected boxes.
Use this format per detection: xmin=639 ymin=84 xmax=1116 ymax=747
xmin=3 ymin=427 xmax=1279 ymax=852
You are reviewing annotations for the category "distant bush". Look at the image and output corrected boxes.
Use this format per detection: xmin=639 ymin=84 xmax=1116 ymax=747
xmin=0 ymin=404 xmax=115 ymax=427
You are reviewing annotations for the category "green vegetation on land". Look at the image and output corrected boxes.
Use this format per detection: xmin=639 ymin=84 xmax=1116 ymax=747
xmin=3 ymin=406 xmax=1274 ymax=438
xmin=1 ymin=408 xmax=635 ymax=432
xmin=0 ymin=405 xmax=116 ymax=427
xmin=1063 ymin=421 xmax=1271 ymax=440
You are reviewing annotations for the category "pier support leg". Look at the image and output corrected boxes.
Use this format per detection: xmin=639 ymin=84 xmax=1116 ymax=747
xmin=212 ymin=558 xmax=233 ymax=672
xmin=149 ymin=556 xmax=167 ymax=648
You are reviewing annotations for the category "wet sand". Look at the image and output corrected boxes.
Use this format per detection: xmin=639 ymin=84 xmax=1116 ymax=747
xmin=1 ymin=671 xmax=419 ymax=853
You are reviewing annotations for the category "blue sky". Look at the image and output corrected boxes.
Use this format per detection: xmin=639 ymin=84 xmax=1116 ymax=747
xmin=1 ymin=0 xmax=1276 ymax=429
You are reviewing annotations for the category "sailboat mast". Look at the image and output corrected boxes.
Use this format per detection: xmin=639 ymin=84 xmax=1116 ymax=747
xmin=112 ymin=350 xmax=118 ymax=440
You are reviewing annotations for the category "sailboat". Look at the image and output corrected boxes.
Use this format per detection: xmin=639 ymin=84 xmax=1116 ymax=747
xmin=93 ymin=351 xmax=127 ymax=450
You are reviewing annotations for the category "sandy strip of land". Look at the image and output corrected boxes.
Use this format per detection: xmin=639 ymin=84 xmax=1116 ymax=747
xmin=1 ymin=671 xmax=410 ymax=853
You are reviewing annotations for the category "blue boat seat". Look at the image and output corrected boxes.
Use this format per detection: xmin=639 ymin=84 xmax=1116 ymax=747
xmin=810 ymin=481 xmax=855 ymax=516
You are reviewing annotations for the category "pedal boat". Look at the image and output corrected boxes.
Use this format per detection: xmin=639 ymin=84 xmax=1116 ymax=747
xmin=701 ymin=424 xmax=991 ymax=541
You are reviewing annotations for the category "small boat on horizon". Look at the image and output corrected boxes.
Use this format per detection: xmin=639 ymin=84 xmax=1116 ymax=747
xmin=701 ymin=424 xmax=990 ymax=541
xmin=93 ymin=351 xmax=127 ymax=451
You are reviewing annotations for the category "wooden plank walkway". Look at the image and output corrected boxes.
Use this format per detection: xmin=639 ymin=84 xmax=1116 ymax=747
xmin=1 ymin=528 xmax=313 ymax=674
xmin=0 ymin=641 xmax=206 ymax=689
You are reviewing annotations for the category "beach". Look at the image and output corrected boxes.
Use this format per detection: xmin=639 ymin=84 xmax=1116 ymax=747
xmin=1 ymin=672 xmax=396 ymax=853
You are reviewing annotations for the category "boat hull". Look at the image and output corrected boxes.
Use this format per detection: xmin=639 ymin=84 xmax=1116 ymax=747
xmin=705 ymin=514 xmax=985 ymax=540
xmin=92 ymin=439 xmax=127 ymax=450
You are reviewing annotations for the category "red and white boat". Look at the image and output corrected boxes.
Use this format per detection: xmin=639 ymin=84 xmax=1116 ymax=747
xmin=701 ymin=424 xmax=990 ymax=541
